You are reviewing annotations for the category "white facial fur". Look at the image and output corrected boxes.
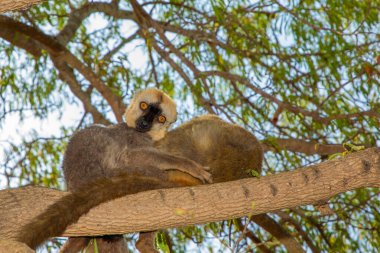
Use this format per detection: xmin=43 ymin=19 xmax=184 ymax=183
xmin=124 ymin=88 xmax=177 ymax=141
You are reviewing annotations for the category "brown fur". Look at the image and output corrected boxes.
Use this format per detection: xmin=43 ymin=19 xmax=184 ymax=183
xmin=158 ymin=115 xmax=299 ymax=253
xmin=135 ymin=114 xmax=264 ymax=252
xmin=156 ymin=114 xmax=264 ymax=182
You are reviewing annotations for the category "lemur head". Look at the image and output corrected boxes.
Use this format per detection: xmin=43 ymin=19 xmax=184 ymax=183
xmin=125 ymin=88 xmax=177 ymax=141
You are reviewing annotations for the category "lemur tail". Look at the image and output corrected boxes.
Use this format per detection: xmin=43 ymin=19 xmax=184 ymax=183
xmin=16 ymin=173 xmax=176 ymax=250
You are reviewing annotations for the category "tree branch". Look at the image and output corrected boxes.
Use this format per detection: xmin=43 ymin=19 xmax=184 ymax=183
xmin=0 ymin=0 xmax=45 ymax=13
xmin=0 ymin=148 xmax=379 ymax=243
xmin=251 ymin=214 xmax=305 ymax=253
xmin=201 ymin=70 xmax=380 ymax=124
xmin=261 ymin=138 xmax=346 ymax=155
xmin=0 ymin=26 xmax=42 ymax=57
xmin=131 ymin=1 xmax=216 ymax=114
xmin=51 ymin=57 xmax=111 ymax=125
xmin=56 ymin=2 xmax=135 ymax=45
xmin=0 ymin=23 xmax=111 ymax=125
xmin=274 ymin=211 xmax=321 ymax=253
xmin=0 ymin=17 xmax=351 ymax=154
xmin=236 ymin=219 xmax=273 ymax=253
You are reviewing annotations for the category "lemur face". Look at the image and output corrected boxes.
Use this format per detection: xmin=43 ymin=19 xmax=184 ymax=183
xmin=125 ymin=88 xmax=177 ymax=141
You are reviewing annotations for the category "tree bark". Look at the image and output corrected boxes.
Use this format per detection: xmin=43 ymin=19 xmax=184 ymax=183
xmin=0 ymin=0 xmax=45 ymax=13
xmin=0 ymin=148 xmax=379 ymax=240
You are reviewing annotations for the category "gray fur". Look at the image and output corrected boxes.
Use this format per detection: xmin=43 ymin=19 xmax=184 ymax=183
xmin=63 ymin=123 xmax=154 ymax=190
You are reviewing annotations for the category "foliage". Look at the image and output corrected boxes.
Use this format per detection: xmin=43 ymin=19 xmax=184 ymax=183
xmin=0 ymin=0 xmax=379 ymax=252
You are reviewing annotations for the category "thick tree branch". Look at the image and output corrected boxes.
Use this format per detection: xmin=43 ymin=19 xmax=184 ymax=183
xmin=0 ymin=148 xmax=379 ymax=242
xmin=0 ymin=24 xmax=110 ymax=124
xmin=0 ymin=0 xmax=45 ymax=13
xmin=261 ymin=138 xmax=346 ymax=155
xmin=56 ymin=2 xmax=135 ymax=45
xmin=0 ymin=15 xmax=63 ymax=51
xmin=0 ymin=26 xmax=42 ymax=57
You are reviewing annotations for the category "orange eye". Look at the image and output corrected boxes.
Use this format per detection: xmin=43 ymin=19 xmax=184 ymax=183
xmin=140 ymin=102 xmax=148 ymax=110
xmin=158 ymin=115 xmax=166 ymax=123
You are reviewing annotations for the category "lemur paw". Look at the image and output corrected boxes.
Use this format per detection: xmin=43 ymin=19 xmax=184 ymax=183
xmin=191 ymin=163 xmax=213 ymax=183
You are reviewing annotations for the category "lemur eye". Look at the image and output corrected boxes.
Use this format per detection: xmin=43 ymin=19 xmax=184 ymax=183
xmin=158 ymin=115 xmax=166 ymax=123
xmin=140 ymin=102 xmax=149 ymax=110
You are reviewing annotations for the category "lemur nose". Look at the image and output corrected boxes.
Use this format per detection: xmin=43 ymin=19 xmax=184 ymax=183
xmin=136 ymin=118 xmax=151 ymax=131
xmin=140 ymin=120 xmax=149 ymax=128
